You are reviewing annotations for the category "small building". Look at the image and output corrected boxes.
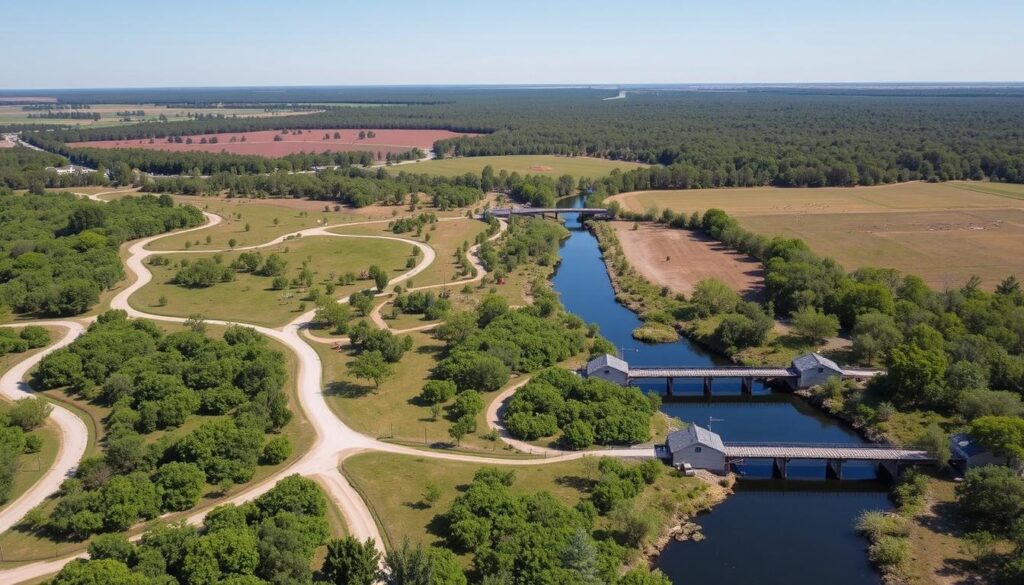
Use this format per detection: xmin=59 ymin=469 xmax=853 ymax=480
xmin=665 ymin=425 xmax=727 ymax=473
xmin=949 ymin=433 xmax=1003 ymax=474
xmin=791 ymin=353 xmax=844 ymax=389
xmin=585 ymin=354 xmax=629 ymax=386
xmin=46 ymin=164 xmax=95 ymax=176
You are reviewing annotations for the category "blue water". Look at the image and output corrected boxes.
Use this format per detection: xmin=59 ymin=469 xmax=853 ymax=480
xmin=549 ymin=199 xmax=886 ymax=585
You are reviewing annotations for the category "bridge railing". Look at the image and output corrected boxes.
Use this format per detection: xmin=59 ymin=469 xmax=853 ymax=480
xmin=723 ymin=441 xmax=914 ymax=450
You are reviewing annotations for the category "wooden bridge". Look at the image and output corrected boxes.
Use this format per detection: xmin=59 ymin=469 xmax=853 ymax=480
xmin=723 ymin=442 xmax=935 ymax=480
xmin=629 ymin=366 xmax=795 ymax=395
xmin=488 ymin=207 xmax=611 ymax=220
xmin=586 ymin=353 xmax=884 ymax=395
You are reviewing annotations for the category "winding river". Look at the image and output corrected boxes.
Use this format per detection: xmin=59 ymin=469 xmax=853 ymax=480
xmin=550 ymin=199 xmax=890 ymax=585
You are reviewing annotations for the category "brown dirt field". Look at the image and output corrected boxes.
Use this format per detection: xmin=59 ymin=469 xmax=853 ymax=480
xmin=529 ymin=165 xmax=554 ymax=172
xmin=611 ymin=222 xmax=764 ymax=298
xmin=608 ymin=182 xmax=1024 ymax=291
xmin=69 ymin=128 xmax=480 ymax=158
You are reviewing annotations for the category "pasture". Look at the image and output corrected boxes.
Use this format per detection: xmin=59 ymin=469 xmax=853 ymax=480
xmin=0 ymin=104 xmax=312 ymax=128
xmin=608 ymin=181 xmax=1024 ymax=290
xmin=384 ymin=154 xmax=648 ymax=178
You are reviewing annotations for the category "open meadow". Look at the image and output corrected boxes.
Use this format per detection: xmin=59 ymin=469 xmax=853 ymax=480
xmin=133 ymin=236 xmax=412 ymax=326
xmin=608 ymin=181 xmax=1024 ymax=290
xmin=385 ymin=154 xmax=648 ymax=178
xmin=0 ymin=104 xmax=314 ymax=128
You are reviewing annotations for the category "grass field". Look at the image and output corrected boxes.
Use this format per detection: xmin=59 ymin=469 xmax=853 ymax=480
xmin=342 ymin=451 xmax=714 ymax=564
xmin=328 ymin=217 xmax=488 ymax=288
xmin=608 ymin=181 xmax=1024 ymax=290
xmin=342 ymin=453 xmax=596 ymax=552
xmin=133 ymin=235 xmax=412 ymax=327
xmin=0 ymin=104 xmax=313 ymax=129
xmin=384 ymin=155 xmax=648 ymax=178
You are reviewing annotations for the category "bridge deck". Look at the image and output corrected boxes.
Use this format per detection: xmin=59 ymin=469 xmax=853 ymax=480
xmin=489 ymin=207 xmax=608 ymax=215
xmin=629 ymin=367 xmax=794 ymax=379
xmin=841 ymin=368 xmax=885 ymax=378
xmin=724 ymin=443 xmax=933 ymax=461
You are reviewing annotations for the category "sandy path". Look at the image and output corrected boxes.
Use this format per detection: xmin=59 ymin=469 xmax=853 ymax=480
xmin=1 ymin=206 xmax=642 ymax=583
xmin=0 ymin=321 xmax=87 ymax=535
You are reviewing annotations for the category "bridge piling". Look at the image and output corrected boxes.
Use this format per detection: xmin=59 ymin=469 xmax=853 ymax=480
xmin=741 ymin=377 xmax=753 ymax=394
xmin=665 ymin=377 xmax=674 ymax=397
xmin=772 ymin=458 xmax=789 ymax=479
xmin=826 ymin=459 xmax=844 ymax=480
xmin=703 ymin=377 xmax=713 ymax=396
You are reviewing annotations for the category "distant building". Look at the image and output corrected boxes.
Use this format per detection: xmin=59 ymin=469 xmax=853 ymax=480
xmin=665 ymin=425 xmax=727 ymax=473
xmin=585 ymin=353 xmax=629 ymax=386
xmin=790 ymin=353 xmax=844 ymax=389
xmin=46 ymin=164 xmax=95 ymax=176
xmin=949 ymin=433 xmax=1003 ymax=474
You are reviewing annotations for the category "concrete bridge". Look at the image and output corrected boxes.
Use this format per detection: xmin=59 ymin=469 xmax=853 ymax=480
xmin=587 ymin=353 xmax=884 ymax=396
xmin=488 ymin=207 xmax=611 ymax=220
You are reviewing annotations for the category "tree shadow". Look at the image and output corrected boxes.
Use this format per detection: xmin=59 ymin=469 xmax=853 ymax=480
xmin=325 ymin=379 xmax=372 ymax=398
xmin=555 ymin=475 xmax=597 ymax=493
xmin=403 ymin=500 xmax=431 ymax=511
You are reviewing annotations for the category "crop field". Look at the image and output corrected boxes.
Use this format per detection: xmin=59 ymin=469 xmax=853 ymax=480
xmin=0 ymin=104 xmax=313 ymax=128
xmin=384 ymin=154 xmax=648 ymax=178
xmin=69 ymin=128 xmax=479 ymax=157
xmin=608 ymin=181 xmax=1024 ymax=290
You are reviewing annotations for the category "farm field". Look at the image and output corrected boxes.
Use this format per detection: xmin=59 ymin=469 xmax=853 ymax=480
xmin=132 ymin=235 xmax=412 ymax=326
xmin=611 ymin=222 xmax=764 ymax=298
xmin=384 ymin=154 xmax=648 ymax=178
xmin=608 ymin=181 xmax=1024 ymax=290
xmin=0 ymin=104 xmax=314 ymax=128
xmin=69 ymin=128 xmax=480 ymax=158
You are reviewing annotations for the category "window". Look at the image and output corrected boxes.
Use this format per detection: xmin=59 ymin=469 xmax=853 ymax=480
xmin=817 ymin=367 xmax=824 ymax=373
xmin=694 ymin=446 xmax=702 ymax=453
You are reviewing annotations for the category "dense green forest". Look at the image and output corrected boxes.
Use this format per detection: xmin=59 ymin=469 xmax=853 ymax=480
xmin=0 ymin=191 xmax=203 ymax=316
xmin=17 ymin=89 xmax=1024 ymax=185
xmin=33 ymin=312 xmax=292 ymax=539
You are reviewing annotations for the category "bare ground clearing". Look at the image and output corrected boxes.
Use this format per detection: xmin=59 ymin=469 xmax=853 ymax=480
xmin=611 ymin=222 xmax=764 ymax=298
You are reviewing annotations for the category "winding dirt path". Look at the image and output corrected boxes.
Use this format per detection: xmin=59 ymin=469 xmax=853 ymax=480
xmin=0 ymin=207 xmax=645 ymax=584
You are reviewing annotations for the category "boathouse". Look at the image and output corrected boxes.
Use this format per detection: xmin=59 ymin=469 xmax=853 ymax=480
xmin=585 ymin=353 xmax=630 ymax=385
xmin=949 ymin=433 xmax=1001 ymax=473
xmin=790 ymin=353 xmax=844 ymax=389
xmin=665 ymin=425 xmax=727 ymax=472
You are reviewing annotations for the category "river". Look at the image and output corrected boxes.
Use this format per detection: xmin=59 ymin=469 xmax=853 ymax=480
xmin=549 ymin=199 xmax=890 ymax=585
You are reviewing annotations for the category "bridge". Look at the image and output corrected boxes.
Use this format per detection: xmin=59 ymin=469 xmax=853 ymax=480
xmin=664 ymin=425 xmax=934 ymax=481
xmin=724 ymin=442 xmax=935 ymax=480
xmin=587 ymin=353 xmax=884 ymax=396
xmin=488 ymin=207 xmax=611 ymax=220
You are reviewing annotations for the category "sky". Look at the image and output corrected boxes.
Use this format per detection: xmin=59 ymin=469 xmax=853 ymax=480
xmin=4 ymin=0 xmax=1023 ymax=89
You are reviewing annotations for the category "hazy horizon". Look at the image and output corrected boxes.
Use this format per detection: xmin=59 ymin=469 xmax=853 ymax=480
xmin=4 ymin=0 xmax=1023 ymax=89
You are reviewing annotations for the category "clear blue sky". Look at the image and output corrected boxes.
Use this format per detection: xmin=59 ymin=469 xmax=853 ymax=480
xmin=5 ymin=0 xmax=1023 ymax=88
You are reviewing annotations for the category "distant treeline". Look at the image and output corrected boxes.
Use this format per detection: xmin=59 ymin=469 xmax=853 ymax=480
xmin=19 ymin=89 xmax=1024 ymax=186
xmin=27 ymin=111 xmax=100 ymax=120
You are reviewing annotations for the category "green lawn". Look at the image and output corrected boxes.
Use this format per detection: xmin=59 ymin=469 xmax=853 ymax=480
xmin=384 ymin=155 xmax=648 ymax=179
xmin=341 ymin=452 xmax=598 ymax=551
xmin=133 ymin=235 xmax=412 ymax=327
xmin=329 ymin=217 xmax=488 ymax=288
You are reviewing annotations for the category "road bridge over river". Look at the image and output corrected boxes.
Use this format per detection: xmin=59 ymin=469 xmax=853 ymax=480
xmin=587 ymin=353 xmax=884 ymax=396
xmin=487 ymin=207 xmax=611 ymax=220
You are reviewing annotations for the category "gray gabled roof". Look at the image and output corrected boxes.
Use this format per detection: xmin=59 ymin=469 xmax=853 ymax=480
xmin=666 ymin=425 xmax=725 ymax=454
xmin=791 ymin=352 xmax=842 ymax=374
xmin=586 ymin=353 xmax=629 ymax=375
xmin=950 ymin=433 xmax=990 ymax=458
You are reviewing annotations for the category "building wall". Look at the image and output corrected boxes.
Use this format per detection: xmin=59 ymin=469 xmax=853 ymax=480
xmin=671 ymin=444 xmax=727 ymax=473
xmin=589 ymin=367 xmax=628 ymax=386
xmin=797 ymin=367 xmax=841 ymax=389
